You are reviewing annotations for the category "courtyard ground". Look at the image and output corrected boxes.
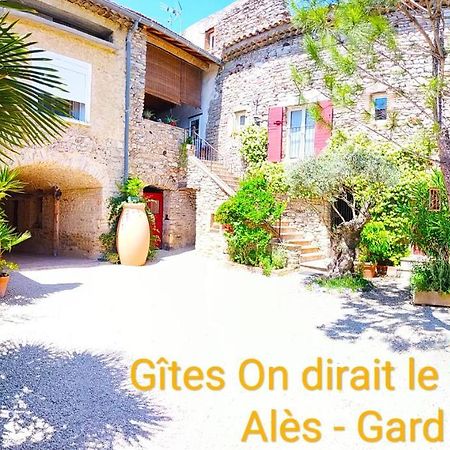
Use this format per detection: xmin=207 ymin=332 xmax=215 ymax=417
xmin=0 ymin=249 xmax=448 ymax=450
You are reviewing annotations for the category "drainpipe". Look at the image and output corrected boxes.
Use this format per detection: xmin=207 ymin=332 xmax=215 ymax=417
xmin=123 ymin=19 xmax=140 ymax=180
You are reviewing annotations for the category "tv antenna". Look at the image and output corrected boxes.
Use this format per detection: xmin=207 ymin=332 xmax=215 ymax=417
xmin=160 ymin=1 xmax=183 ymax=32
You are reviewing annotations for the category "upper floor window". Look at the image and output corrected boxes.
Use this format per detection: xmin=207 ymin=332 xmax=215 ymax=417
xmin=39 ymin=51 xmax=92 ymax=123
xmin=234 ymin=111 xmax=247 ymax=131
xmin=288 ymin=108 xmax=315 ymax=160
xmin=205 ymin=27 xmax=215 ymax=51
xmin=373 ymin=94 xmax=388 ymax=121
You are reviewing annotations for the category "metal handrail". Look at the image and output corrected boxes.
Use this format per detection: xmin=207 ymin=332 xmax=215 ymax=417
xmin=191 ymin=131 xmax=218 ymax=171
xmin=190 ymin=131 xmax=282 ymax=241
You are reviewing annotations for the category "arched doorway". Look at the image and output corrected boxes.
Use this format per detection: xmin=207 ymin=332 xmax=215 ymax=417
xmin=4 ymin=162 xmax=105 ymax=258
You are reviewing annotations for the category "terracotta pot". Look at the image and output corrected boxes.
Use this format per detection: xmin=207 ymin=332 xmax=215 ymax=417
xmin=362 ymin=263 xmax=376 ymax=279
xmin=376 ymin=265 xmax=388 ymax=277
xmin=0 ymin=274 xmax=10 ymax=298
xmin=413 ymin=291 xmax=450 ymax=307
xmin=117 ymin=203 xmax=150 ymax=266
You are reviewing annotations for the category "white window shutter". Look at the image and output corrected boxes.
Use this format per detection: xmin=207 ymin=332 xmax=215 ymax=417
xmin=38 ymin=51 xmax=92 ymax=122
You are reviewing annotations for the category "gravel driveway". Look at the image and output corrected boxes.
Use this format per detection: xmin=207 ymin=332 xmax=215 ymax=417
xmin=0 ymin=250 xmax=449 ymax=450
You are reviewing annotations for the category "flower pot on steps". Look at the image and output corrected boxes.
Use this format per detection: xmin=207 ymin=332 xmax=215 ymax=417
xmin=116 ymin=203 xmax=150 ymax=266
xmin=0 ymin=274 xmax=10 ymax=298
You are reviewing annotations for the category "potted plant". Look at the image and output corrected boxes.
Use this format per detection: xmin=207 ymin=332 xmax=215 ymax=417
xmin=0 ymin=168 xmax=32 ymax=296
xmin=411 ymin=258 xmax=450 ymax=307
xmin=359 ymin=221 xmax=393 ymax=278
xmin=115 ymin=177 xmax=151 ymax=266
xmin=142 ymin=109 xmax=155 ymax=121
xmin=164 ymin=115 xmax=178 ymax=126
xmin=0 ymin=259 xmax=19 ymax=297
xmin=406 ymin=170 xmax=450 ymax=307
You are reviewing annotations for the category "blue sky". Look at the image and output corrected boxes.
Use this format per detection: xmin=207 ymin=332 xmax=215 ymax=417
xmin=115 ymin=0 xmax=235 ymax=32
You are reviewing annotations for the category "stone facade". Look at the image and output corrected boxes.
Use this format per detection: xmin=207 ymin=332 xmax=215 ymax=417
xmin=128 ymin=29 xmax=197 ymax=250
xmin=184 ymin=0 xmax=443 ymax=260
xmin=6 ymin=0 xmax=127 ymax=257
xmin=186 ymin=159 xmax=229 ymax=258
xmin=6 ymin=0 xmax=200 ymax=257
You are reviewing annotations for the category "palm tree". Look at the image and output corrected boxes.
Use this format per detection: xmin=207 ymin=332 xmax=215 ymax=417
xmin=0 ymin=166 xmax=30 ymax=256
xmin=0 ymin=1 xmax=69 ymax=161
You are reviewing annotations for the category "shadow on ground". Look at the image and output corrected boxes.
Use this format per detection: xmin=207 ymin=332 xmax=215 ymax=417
xmin=318 ymin=280 xmax=450 ymax=352
xmin=1 ymin=273 xmax=81 ymax=307
xmin=0 ymin=342 xmax=169 ymax=449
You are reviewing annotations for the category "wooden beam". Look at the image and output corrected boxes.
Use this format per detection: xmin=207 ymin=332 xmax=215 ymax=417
xmin=147 ymin=33 xmax=209 ymax=71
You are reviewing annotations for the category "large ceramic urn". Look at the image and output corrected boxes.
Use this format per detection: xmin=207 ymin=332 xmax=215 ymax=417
xmin=116 ymin=202 xmax=150 ymax=266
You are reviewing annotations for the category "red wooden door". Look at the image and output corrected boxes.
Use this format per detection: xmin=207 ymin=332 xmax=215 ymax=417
xmin=144 ymin=192 xmax=163 ymax=248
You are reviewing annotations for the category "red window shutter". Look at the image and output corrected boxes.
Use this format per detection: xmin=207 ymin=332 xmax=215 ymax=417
xmin=314 ymin=100 xmax=333 ymax=155
xmin=268 ymin=107 xmax=284 ymax=162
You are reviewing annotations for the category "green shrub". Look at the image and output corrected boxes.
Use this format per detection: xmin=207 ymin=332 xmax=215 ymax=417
xmin=239 ymin=125 xmax=268 ymax=169
xmin=406 ymin=170 xmax=450 ymax=259
xmin=215 ymin=173 xmax=285 ymax=274
xmin=271 ymin=245 xmax=289 ymax=270
xmin=215 ymin=174 xmax=285 ymax=226
xmin=411 ymin=258 xmax=450 ymax=294
xmin=359 ymin=221 xmax=393 ymax=264
xmin=315 ymin=274 xmax=373 ymax=292
xmin=178 ymin=136 xmax=192 ymax=169
xmin=368 ymin=133 xmax=435 ymax=265
xmin=247 ymin=161 xmax=288 ymax=195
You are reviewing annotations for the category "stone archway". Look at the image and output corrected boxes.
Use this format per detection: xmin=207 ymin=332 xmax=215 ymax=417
xmin=5 ymin=154 xmax=110 ymax=258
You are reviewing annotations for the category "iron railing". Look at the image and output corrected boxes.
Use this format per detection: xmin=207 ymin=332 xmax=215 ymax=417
xmin=191 ymin=131 xmax=218 ymax=170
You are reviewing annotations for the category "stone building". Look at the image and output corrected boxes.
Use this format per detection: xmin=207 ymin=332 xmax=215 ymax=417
xmin=2 ymin=0 xmax=439 ymax=264
xmin=3 ymin=0 xmax=219 ymax=257
xmin=183 ymin=0 xmax=437 ymax=264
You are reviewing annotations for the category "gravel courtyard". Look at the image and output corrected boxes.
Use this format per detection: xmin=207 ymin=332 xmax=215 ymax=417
xmin=0 ymin=249 xmax=449 ymax=450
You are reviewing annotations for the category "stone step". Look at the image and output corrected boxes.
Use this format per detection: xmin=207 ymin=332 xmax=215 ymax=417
xmin=280 ymin=232 xmax=305 ymax=241
xmin=299 ymin=245 xmax=321 ymax=254
xmin=283 ymin=239 xmax=313 ymax=247
xmin=300 ymin=252 xmax=325 ymax=263
xmin=279 ymin=226 xmax=298 ymax=233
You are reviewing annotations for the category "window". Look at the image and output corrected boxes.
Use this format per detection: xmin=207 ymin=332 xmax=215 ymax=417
xmin=38 ymin=51 xmax=92 ymax=123
xmin=234 ymin=111 xmax=247 ymax=131
xmin=288 ymin=108 xmax=315 ymax=159
xmin=69 ymin=101 xmax=86 ymax=122
xmin=429 ymin=188 xmax=441 ymax=211
xmin=205 ymin=28 xmax=215 ymax=51
xmin=373 ymin=94 xmax=388 ymax=121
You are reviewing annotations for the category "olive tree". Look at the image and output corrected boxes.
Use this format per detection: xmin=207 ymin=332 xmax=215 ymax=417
xmin=291 ymin=0 xmax=450 ymax=202
xmin=288 ymin=134 xmax=399 ymax=276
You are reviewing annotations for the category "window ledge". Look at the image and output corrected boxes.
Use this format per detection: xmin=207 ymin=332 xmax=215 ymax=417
xmin=65 ymin=118 xmax=91 ymax=127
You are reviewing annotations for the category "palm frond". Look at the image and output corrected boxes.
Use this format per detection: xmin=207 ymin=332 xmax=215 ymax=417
xmin=0 ymin=13 xmax=69 ymax=161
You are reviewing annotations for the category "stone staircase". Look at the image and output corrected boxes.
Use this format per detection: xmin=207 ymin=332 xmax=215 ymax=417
xmin=189 ymin=133 xmax=325 ymax=265
xmin=207 ymin=161 xmax=240 ymax=192
xmin=277 ymin=219 xmax=325 ymax=264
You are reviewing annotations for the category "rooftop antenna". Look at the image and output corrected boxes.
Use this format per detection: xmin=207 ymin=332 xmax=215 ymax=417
xmin=160 ymin=1 xmax=183 ymax=33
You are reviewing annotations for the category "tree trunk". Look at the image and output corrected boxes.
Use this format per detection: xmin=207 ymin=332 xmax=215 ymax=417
xmin=328 ymin=213 xmax=369 ymax=277
xmin=439 ymin=128 xmax=450 ymax=205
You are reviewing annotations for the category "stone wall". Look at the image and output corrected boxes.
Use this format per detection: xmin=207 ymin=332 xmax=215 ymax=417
xmin=197 ymin=2 xmax=442 ymax=260
xmin=284 ymin=200 xmax=331 ymax=258
xmin=7 ymin=0 xmax=127 ymax=257
xmin=128 ymin=29 xmax=196 ymax=250
xmin=186 ymin=160 xmax=228 ymax=257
